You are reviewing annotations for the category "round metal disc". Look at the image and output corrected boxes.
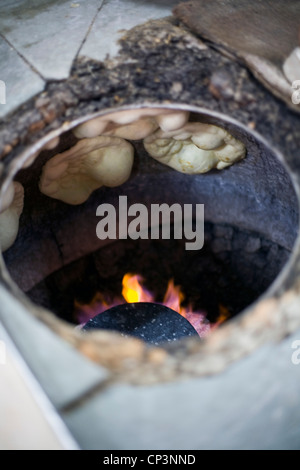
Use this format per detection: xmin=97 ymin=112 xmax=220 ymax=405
xmin=83 ymin=302 xmax=199 ymax=346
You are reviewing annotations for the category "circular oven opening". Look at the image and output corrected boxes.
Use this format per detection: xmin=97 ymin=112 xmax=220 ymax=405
xmin=1 ymin=104 xmax=299 ymax=368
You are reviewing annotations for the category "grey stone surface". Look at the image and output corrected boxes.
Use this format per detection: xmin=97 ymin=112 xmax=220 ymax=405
xmin=211 ymin=237 xmax=232 ymax=253
xmin=0 ymin=284 xmax=108 ymax=410
xmin=213 ymin=224 xmax=233 ymax=240
xmin=80 ymin=0 xmax=181 ymax=62
xmin=0 ymin=37 xmax=44 ymax=118
xmin=63 ymin=329 xmax=300 ymax=450
xmin=0 ymin=0 xmax=103 ymax=80
xmin=245 ymin=235 xmax=261 ymax=253
xmin=0 ymin=0 xmax=183 ymax=116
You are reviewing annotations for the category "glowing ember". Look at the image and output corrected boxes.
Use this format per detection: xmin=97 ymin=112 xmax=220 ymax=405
xmin=75 ymin=273 xmax=229 ymax=338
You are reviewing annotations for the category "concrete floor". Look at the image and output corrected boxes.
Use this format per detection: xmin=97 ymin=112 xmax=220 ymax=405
xmin=0 ymin=0 xmax=181 ymax=117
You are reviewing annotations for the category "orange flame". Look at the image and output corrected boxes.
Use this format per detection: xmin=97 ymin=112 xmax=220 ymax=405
xmin=122 ymin=274 xmax=211 ymax=337
xmin=163 ymin=279 xmax=185 ymax=313
xmin=122 ymin=273 xmax=153 ymax=303
xmin=76 ymin=273 xmax=230 ymax=338
xmin=215 ymin=304 xmax=230 ymax=327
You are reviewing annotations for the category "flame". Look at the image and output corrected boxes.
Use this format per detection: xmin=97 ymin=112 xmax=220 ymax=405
xmin=122 ymin=274 xmax=211 ymax=337
xmin=75 ymin=273 xmax=230 ymax=338
xmin=215 ymin=304 xmax=230 ymax=326
xmin=163 ymin=279 xmax=185 ymax=313
xmin=122 ymin=273 xmax=153 ymax=303
xmin=75 ymin=292 xmax=120 ymax=325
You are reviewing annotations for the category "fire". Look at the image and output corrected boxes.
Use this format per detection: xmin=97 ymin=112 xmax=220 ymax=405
xmin=122 ymin=274 xmax=153 ymax=303
xmin=121 ymin=274 xmax=212 ymax=336
xmin=215 ymin=303 xmax=230 ymax=326
xmin=163 ymin=279 xmax=185 ymax=313
xmin=75 ymin=273 xmax=229 ymax=337
xmin=122 ymin=274 xmax=187 ymax=313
